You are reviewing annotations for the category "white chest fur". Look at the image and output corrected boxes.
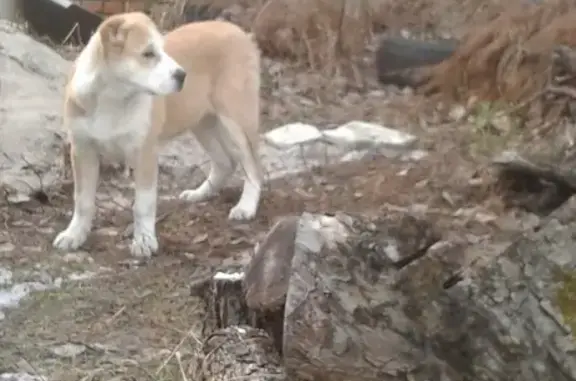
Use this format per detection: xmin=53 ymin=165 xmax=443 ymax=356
xmin=70 ymin=91 xmax=153 ymax=164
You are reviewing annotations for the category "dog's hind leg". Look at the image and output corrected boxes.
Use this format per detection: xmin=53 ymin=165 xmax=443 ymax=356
xmin=216 ymin=113 xmax=263 ymax=221
xmin=179 ymin=115 xmax=237 ymax=204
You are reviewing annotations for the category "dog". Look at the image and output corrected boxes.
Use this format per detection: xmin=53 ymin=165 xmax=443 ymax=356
xmin=53 ymin=12 xmax=263 ymax=257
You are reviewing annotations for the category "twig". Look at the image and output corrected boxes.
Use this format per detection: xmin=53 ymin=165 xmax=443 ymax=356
xmin=62 ymin=23 xmax=79 ymax=46
xmin=175 ymin=352 xmax=189 ymax=381
xmin=155 ymin=329 xmax=200 ymax=376
xmin=105 ymin=305 xmax=126 ymax=325
xmin=548 ymin=85 xmax=576 ymax=100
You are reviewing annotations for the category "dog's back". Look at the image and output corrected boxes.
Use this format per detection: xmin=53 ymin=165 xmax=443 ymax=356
xmin=156 ymin=20 xmax=260 ymax=142
xmin=157 ymin=20 xmax=263 ymax=222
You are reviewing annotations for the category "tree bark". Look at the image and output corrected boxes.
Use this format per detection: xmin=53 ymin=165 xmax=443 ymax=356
xmin=199 ymin=270 xmax=257 ymax=337
xmin=280 ymin=207 xmax=576 ymax=381
xmin=243 ymin=215 xmax=300 ymax=354
xmin=197 ymin=268 xmax=285 ymax=353
xmin=195 ymin=326 xmax=287 ymax=381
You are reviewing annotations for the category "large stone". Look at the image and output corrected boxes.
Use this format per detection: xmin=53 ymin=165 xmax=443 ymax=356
xmin=321 ymin=120 xmax=417 ymax=150
xmin=263 ymin=122 xmax=323 ymax=148
xmin=0 ymin=21 xmax=70 ymax=194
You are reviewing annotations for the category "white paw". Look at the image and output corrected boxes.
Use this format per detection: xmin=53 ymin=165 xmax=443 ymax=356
xmin=179 ymin=189 xmax=210 ymax=203
xmin=53 ymin=228 xmax=88 ymax=251
xmin=130 ymin=231 xmax=159 ymax=258
xmin=228 ymin=204 xmax=257 ymax=221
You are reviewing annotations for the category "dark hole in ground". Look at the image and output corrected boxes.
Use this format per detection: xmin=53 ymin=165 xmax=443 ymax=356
xmin=443 ymin=273 xmax=464 ymax=289
xmin=495 ymin=169 xmax=574 ymax=216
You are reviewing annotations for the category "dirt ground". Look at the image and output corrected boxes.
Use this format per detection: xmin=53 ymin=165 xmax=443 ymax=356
xmin=0 ymin=4 xmax=559 ymax=380
xmin=0 ymin=93 xmax=542 ymax=381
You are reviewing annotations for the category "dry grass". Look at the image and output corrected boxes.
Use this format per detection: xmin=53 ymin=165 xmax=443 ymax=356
xmin=423 ymin=0 xmax=576 ymax=116
xmin=147 ymin=0 xmax=383 ymax=76
xmin=0 ymin=145 xmax=511 ymax=379
xmin=375 ymin=0 xmax=508 ymax=37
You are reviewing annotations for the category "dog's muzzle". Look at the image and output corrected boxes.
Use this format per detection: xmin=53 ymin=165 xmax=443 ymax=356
xmin=173 ymin=69 xmax=187 ymax=91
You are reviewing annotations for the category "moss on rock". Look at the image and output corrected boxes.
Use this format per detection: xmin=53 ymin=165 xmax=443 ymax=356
xmin=557 ymin=271 xmax=576 ymax=339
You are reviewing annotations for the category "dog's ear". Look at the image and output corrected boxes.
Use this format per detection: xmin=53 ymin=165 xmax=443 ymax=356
xmin=99 ymin=16 xmax=126 ymax=47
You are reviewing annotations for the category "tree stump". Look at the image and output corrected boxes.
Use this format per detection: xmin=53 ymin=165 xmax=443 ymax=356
xmin=199 ymin=270 xmax=257 ymax=337
xmin=244 ymin=216 xmax=300 ymax=354
xmin=195 ymin=325 xmax=287 ymax=381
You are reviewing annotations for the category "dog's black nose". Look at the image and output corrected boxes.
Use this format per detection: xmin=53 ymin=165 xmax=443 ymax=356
xmin=173 ymin=69 xmax=186 ymax=89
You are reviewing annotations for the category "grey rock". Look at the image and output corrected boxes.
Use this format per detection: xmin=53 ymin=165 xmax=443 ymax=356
xmin=0 ymin=21 xmax=70 ymax=195
xmin=50 ymin=343 xmax=86 ymax=358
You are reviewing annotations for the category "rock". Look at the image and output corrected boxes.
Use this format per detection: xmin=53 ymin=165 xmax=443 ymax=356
xmin=0 ymin=281 xmax=53 ymax=310
xmin=5 ymin=193 xmax=32 ymax=204
xmin=0 ymin=267 xmax=13 ymax=286
xmin=321 ymin=120 xmax=417 ymax=150
xmin=0 ymin=374 xmax=46 ymax=381
xmin=401 ymin=149 xmax=428 ymax=161
xmin=50 ymin=343 xmax=87 ymax=358
xmin=0 ymin=242 xmax=15 ymax=253
xmin=448 ymin=104 xmax=467 ymax=121
xmin=156 ymin=120 xmax=423 ymax=189
xmin=68 ymin=271 xmax=98 ymax=281
xmin=0 ymin=21 xmax=70 ymax=195
xmin=263 ymin=123 xmax=323 ymax=148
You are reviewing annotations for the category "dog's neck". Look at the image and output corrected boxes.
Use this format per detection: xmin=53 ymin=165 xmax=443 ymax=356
xmin=70 ymin=35 xmax=141 ymax=111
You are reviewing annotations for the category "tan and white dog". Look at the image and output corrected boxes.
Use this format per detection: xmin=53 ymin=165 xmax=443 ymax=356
xmin=53 ymin=12 xmax=263 ymax=257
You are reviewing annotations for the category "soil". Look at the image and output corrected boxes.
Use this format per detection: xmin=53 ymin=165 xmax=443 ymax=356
xmin=0 ymin=3 xmax=564 ymax=379
xmin=0 ymin=95 xmax=543 ymax=379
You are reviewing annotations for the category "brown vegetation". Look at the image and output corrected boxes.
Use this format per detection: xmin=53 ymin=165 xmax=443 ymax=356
xmin=423 ymin=0 xmax=576 ymax=111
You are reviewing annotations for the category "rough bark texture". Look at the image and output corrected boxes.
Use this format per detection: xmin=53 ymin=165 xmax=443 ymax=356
xmin=281 ymin=207 xmax=576 ymax=381
xmin=201 ymin=271 xmax=257 ymax=337
xmin=196 ymin=326 xmax=287 ymax=381
xmin=243 ymin=216 xmax=300 ymax=354
xmin=282 ymin=211 xmax=441 ymax=381
xmin=244 ymin=216 xmax=299 ymax=311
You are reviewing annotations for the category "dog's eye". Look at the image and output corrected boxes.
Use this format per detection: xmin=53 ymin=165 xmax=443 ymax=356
xmin=142 ymin=50 xmax=156 ymax=59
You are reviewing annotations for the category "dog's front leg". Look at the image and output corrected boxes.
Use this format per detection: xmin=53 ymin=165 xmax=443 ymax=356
xmin=53 ymin=140 xmax=100 ymax=251
xmin=130 ymin=145 xmax=160 ymax=257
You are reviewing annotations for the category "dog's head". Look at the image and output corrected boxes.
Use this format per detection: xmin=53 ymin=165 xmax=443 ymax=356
xmin=96 ymin=12 xmax=186 ymax=96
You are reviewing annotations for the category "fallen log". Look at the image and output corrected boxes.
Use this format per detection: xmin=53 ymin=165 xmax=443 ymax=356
xmin=192 ymin=264 xmax=288 ymax=380
xmin=195 ymin=325 xmax=287 ymax=381
xmin=282 ymin=211 xmax=442 ymax=381
xmin=244 ymin=207 xmax=576 ymax=381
